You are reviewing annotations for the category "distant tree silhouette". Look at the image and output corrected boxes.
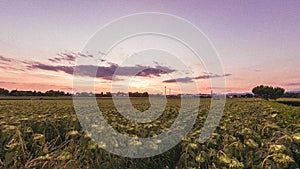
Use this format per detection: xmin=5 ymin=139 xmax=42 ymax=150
xmin=129 ymin=92 xmax=149 ymax=97
xmin=245 ymin=93 xmax=254 ymax=98
xmin=142 ymin=92 xmax=149 ymax=97
xmin=252 ymin=85 xmax=285 ymax=100
xmin=0 ymin=88 xmax=71 ymax=96
xmin=45 ymin=90 xmax=66 ymax=96
xmin=283 ymin=92 xmax=300 ymax=98
xmin=0 ymin=88 xmax=9 ymax=96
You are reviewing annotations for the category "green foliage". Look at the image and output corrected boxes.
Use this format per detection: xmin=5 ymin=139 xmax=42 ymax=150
xmin=252 ymin=85 xmax=285 ymax=100
xmin=0 ymin=98 xmax=299 ymax=168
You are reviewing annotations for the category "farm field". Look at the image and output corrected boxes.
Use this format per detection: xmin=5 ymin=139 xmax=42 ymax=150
xmin=277 ymin=98 xmax=300 ymax=101
xmin=277 ymin=98 xmax=300 ymax=110
xmin=0 ymin=98 xmax=300 ymax=168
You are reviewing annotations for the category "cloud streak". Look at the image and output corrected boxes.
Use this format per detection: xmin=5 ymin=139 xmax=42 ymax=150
xmin=1 ymin=52 xmax=175 ymax=81
xmin=48 ymin=51 xmax=93 ymax=63
xmin=0 ymin=55 xmax=12 ymax=62
xmin=286 ymin=82 xmax=300 ymax=86
xmin=28 ymin=62 xmax=176 ymax=80
xmin=163 ymin=73 xmax=231 ymax=83
xmin=163 ymin=77 xmax=194 ymax=83
xmin=28 ymin=63 xmax=74 ymax=74
xmin=195 ymin=73 xmax=231 ymax=79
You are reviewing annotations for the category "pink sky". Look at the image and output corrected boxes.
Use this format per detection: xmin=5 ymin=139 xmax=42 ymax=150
xmin=1 ymin=1 xmax=299 ymax=94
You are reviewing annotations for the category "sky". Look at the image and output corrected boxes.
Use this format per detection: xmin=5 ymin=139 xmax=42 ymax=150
xmin=0 ymin=0 xmax=300 ymax=94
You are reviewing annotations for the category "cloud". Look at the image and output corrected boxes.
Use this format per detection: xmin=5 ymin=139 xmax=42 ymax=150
xmin=48 ymin=51 xmax=93 ymax=63
xmin=195 ymin=73 xmax=231 ymax=79
xmin=136 ymin=68 xmax=169 ymax=76
xmin=0 ymin=55 xmax=33 ymax=71
xmin=163 ymin=77 xmax=194 ymax=83
xmin=76 ymin=64 xmax=117 ymax=80
xmin=0 ymin=81 xmax=19 ymax=85
xmin=286 ymin=82 xmax=300 ymax=86
xmin=116 ymin=65 xmax=175 ymax=77
xmin=2 ymin=52 xmax=229 ymax=84
xmin=0 ymin=55 xmax=12 ymax=62
xmin=163 ymin=73 xmax=231 ymax=83
xmin=0 ymin=65 xmax=25 ymax=71
xmin=28 ymin=62 xmax=176 ymax=80
xmin=74 ymin=64 xmax=175 ymax=80
xmin=1 ymin=51 xmax=175 ymax=81
xmin=28 ymin=63 xmax=74 ymax=74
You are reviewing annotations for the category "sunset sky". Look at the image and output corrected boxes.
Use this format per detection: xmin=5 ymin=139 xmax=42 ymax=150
xmin=1 ymin=1 xmax=299 ymax=94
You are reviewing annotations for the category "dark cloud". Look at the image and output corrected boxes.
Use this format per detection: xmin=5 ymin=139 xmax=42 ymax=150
xmin=116 ymin=65 xmax=175 ymax=77
xmin=286 ymin=82 xmax=300 ymax=86
xmin=163 ymin=77 xmax=194 ymax=83
xmin=75 ymin=64 xmax=117 ymax=80
xmin=195 ymin=73 xmax=231 ymax=79
xmin=79 ymin=64 xmax=175 ymax=79
xmin=163 ymin=73 xmax=231 ymax=83
xmin=28 ymin=62 xmax=175 ymax=80
xmin=48 ymin=52 xmax=93 ymax=63
xmin=136 ymin=68 xmax=168 ymax=77
xmin=28 ymin=63 xmax=74 ymax=74
xmin=47 ymin=52 xmax=175 ymax=78
xmin=0 ymin=55 xmax=12 ymax=62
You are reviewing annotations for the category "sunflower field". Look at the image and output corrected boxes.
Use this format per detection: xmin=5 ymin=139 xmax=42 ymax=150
xmin=0 ymin=98 xmax=299 ymax=168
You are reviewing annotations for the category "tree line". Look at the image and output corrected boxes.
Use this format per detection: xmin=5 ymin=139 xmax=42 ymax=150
xmin=0 ymin=88 xmax=150 ymax=97
xmin=76 ymin=91 xmax=149 ymax=97
xmin=1 ymin=86 xmax=299 ymax=98
xmin=0 ymin=88 xmax=71 ymax=96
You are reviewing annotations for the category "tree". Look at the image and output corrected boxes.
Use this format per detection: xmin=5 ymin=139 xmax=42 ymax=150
xmin=142 ymin=92 xmax=149 ymax=97
xmin=0 ymin=88 xmax=9 ymax=96
xmin=252 ymin=85 xmax=285 ymax=100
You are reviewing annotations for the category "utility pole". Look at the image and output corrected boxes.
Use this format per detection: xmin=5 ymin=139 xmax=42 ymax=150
xmin=165 ymin=86 xmax=166 ymax=96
